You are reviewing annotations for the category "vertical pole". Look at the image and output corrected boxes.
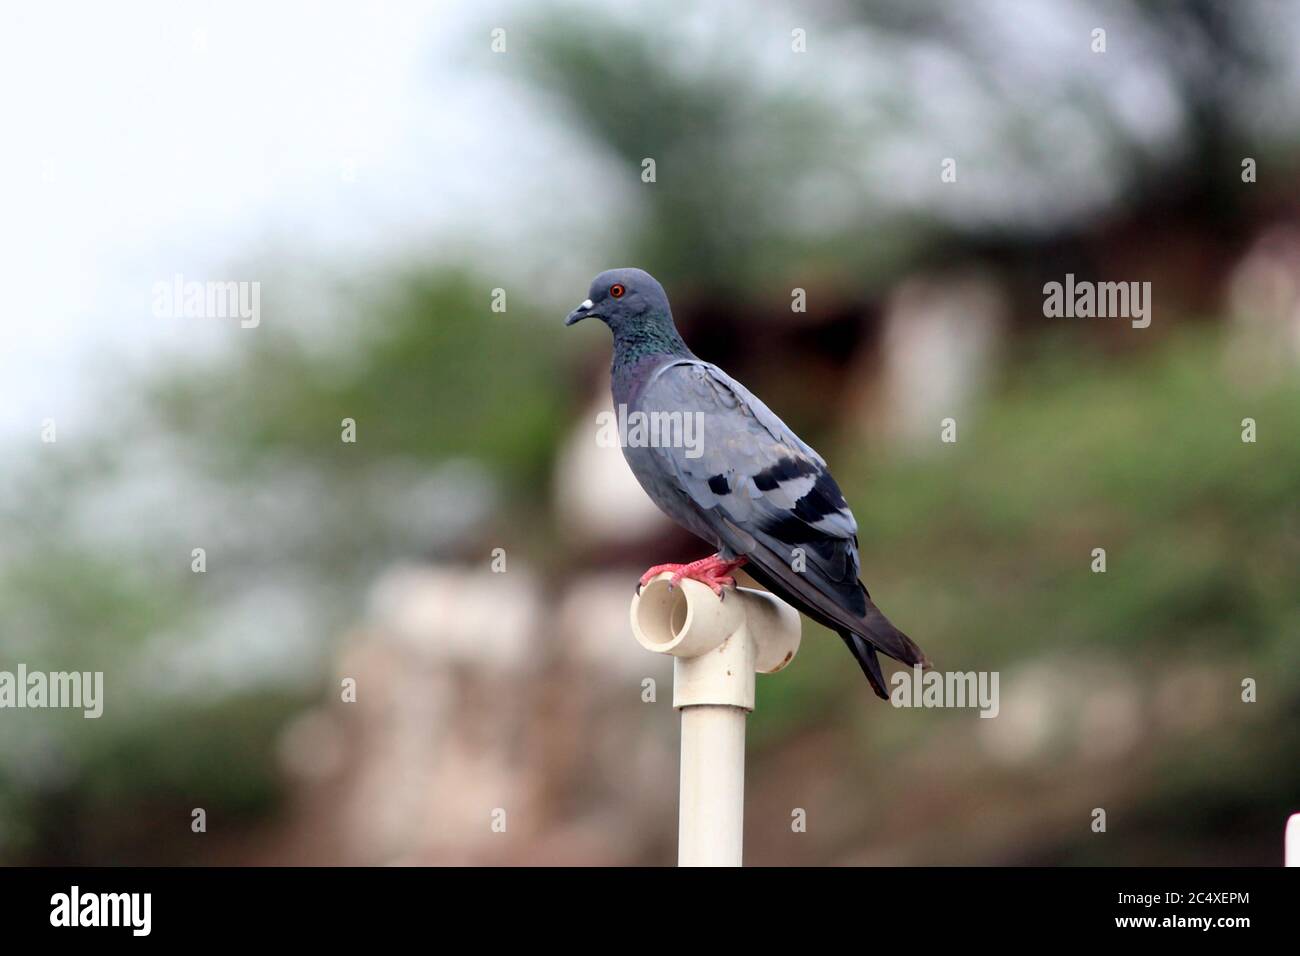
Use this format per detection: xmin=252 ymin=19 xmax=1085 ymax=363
xmin=678 ymin=704 xmax=746 ymax=866
xmin=1287 ymin=813 xmax=1300 ymax=866
xmin=629 ymin=577 xmax=801 ymax=869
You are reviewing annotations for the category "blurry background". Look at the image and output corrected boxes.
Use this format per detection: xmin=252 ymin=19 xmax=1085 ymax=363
xmin=1 ymin=0 xmax=1299 ymax=865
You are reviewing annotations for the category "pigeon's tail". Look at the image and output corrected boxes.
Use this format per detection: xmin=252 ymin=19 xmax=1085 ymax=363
xmin=857 ymin=593 xmax=930 ymax=671
xmin=838 ymin=630 xmax=889 ymax=699
xmin=732 ymin=535 xmax=929 ymax=697
xmin=836 ymin=600 xmax=930 ymax=700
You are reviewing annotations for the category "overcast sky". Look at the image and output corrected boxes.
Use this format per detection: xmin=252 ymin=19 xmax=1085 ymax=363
xmin=0 ymin=0 xmax=617 ymax=442
xmin=4 ymin=0 xmax=1297 ymax=444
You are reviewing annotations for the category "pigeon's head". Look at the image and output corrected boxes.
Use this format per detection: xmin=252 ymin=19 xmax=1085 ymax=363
xmin=564 ymin=268 xmax=672 ymax=332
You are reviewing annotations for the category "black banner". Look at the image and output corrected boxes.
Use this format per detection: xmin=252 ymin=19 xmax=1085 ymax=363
xmin=0 ymin=866 xmax=1287 ymax=942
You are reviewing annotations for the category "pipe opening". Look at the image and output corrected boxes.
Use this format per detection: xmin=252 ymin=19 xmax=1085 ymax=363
xmin=671 ymin=593 xmax=688 ymax=636
xmin=634 ymin=579 xmax=691 ymax=650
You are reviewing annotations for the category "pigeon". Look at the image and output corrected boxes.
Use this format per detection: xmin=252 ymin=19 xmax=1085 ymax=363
xmin=565 ymin=267 xmax=929 ymax=698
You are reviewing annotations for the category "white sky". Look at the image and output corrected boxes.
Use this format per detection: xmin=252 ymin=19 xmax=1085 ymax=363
xmin=2 ymin=0 xmax=1296 ymax=445
xmin=0 ymin=0 xmax=617 ymax=441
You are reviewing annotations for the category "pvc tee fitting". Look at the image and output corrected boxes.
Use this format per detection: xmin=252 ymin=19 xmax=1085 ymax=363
xmin=630 ymin=575 xmax=802 ymax=710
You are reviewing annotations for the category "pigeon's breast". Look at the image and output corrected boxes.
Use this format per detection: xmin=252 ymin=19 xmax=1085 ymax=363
xmin=614 ymin=359 xmax=723 ymax=548
xmin=610 ymin=351 xmax=673 ymax=408
xmin=621 ymin=438 xmax=721 ymax=547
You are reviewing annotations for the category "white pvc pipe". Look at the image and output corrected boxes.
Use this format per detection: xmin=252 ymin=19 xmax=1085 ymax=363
xmin=1287 ymin=813 xmax=1300 ymax=866
xmin=679 ymin=705 xmax=747 ymax=866
xmin=630 ymin=575 xmax=801 ymax=867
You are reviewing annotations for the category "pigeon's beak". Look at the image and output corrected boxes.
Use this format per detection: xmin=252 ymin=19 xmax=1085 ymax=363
xmin=565 ymin=299 xmax=595 ymax=326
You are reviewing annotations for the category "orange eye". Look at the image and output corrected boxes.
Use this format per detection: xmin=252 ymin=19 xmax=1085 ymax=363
xmin=610 ymin=283 xmax=626 ymax=299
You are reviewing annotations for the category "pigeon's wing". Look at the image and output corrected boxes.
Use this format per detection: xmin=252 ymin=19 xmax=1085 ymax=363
xmin=641 ymin=359 xmax=926 ymax=685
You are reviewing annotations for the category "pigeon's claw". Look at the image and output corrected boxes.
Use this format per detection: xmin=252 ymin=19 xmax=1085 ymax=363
xmin=638 ymin=554 xmax=748 ymax=598
xmin=639 ymin=562 xmax=688 ymax=589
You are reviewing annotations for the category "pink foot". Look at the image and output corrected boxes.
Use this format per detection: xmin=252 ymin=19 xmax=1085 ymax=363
xmin=637 ymin=554 xmax=748 ymax=597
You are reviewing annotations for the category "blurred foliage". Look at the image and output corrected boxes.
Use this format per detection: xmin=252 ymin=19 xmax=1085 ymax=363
xmin=152 ymin=269 xmax=567 ymax=498
xmin=749 ymin=332 xmax=1300 ymax=863
xmin=748 ymin=330 xmax=1300 ymax=703
xmin=1 ymin=267 xmax=568 ymax=862
xmin=518 ymin=8 xmax=936 ymax=295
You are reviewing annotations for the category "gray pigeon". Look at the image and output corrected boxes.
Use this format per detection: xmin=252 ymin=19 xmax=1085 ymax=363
xmin=565 ymin=267 xmax=929 ymax=698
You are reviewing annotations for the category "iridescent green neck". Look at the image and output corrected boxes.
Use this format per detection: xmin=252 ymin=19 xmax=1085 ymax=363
xmin=611 ymin=311 xmax=691 ymax=371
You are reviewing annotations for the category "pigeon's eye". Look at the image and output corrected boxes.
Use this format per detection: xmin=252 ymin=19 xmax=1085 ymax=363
xmin=610 ymin=283 xmax=626 ymax=299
